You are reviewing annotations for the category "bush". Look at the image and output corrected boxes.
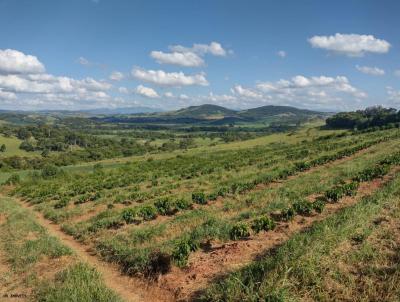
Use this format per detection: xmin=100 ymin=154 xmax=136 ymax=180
xmin=175 ymin=198 xmax=192 ymax=210
xmin=41 ymin=164 xmax=60 ymax=179
xmin=192 ymin=192 xmax=207 ymax=204
xmin=279 ymin=207 xmax=296 ymax=221
xmin=154 ymin=197 xmax=176 ymax=215
xmin=121 ymin=208 xmax=137 ymax=224
xmin=172 ymin=237 xmax=199 ymax=267
xmin=251 ymin=216 xmax=276 ymax=234
xmin=312 ymin=198 xmax=326 ymax=213
xmin=138 ymin=205 xmax=157 ymax=221
xmin=230 ymin=223 xmax=250 ymax=240
xmin=292 ymin=200 xmax=314 ymax=216
xmin=54 ymin=197 xmax=69 ymax=209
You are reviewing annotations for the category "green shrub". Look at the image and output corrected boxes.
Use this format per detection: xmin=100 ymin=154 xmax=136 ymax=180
xmin=41 ymin=164 xmax=60 ymax=179
xmin=312 ymin=199 xmax=326 ymax=213
xmin=138 ymin=205 xmax=157 ymax=221
xmin=54 ymin=197 xmax=69 ymax=209
xmin=175 ymin=198 xmax=192 ymax=210
xmin=172 ymin=237 xmax=199 ymax=267
xmin=292 ymin=200 xmax=314 ymax=216
xmin=154 ymin=197 xmax=176 ymax=215
xmin=230 ymin=223 xmax=250 ymax=240
xmin=279 ymin=207 xmax=296 ymax=221
xmin=251 ymin=216 xmax=276 ymax=234
xmin=192 ymin=192 xmax=207 ymax=204
xmin=121 ymin=208 xmax=137 ymax=224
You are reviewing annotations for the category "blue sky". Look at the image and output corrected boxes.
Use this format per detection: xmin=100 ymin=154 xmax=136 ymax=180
xmin=0 ymin=0 xmax=399 ymax=111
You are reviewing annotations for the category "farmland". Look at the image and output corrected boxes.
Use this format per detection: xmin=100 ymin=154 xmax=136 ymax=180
xmin=1 ymin=106 xmax=400 ymax=301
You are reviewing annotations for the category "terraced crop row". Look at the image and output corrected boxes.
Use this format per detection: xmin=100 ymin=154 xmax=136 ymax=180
xmin=10 ymin=128 xmax=400 ymax=279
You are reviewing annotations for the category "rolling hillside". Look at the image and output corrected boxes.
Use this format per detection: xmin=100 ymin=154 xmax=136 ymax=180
xmin=94 ymin=104 xmax=329 ymax=125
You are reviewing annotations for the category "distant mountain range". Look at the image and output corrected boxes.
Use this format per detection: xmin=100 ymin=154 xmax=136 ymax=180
xmin=94 ymin=104 xmax=330 ymax=125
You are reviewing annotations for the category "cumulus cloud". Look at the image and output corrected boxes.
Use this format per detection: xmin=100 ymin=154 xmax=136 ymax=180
xmin=308 ymin=33 xmax=391 ymax=57
xmin=150 ymin=51 xmax=204 ymax=67
xmin=206 ymin=75 xmax=367 ymax=110
xmin=109 ymin=71 xmax=124 ymax=81
xmin=135 ymin=84 xmax=159 ymax=98
xmin=0 ymin=49 xmax=45 ymax=74
xmin=0 ymin=89 xmax=17 ymax=100
xmin=132 ymin=67 xmax=209 ymax=86
xmin=394 ymin=70 xmax=400 ymax=77
xmin=150 ymin=42 xmax=229 ymax=67
xmin=231 ymin=85 xmax=263 ymax=99
xmin=164 ymin=92 xmax=174 ymax=98
xmin=0 ymin=74 xmax=111 ymax=94
xmin=256 ymin=75 xmax=367 ymax=100
xmin=356 ymin=65 xmax=385 ymax=76
xmin=204 ymin=92 xmax=236 ymax=103
xmin=0 ymin=50 xmax=113 ymax=109
xmin=118 ymin=86 xmax=129 ymax=94
xmin=277 ymin=50 xmax=286 ymax=58
xmin=387 ymin=86 xmax=400 ymax=104
xmin=170 ymin=42 xmax=228 ymax=56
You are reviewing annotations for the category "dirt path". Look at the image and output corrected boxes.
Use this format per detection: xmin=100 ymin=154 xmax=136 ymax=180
xmin=158 ymin=167 xmax=400 ymax=301
xmin=11 ymin=196 xmax=175 ymax=302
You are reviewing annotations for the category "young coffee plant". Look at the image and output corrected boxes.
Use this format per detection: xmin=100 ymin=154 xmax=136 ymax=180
xmin=279 ymin=207 xmax=296 ymax=221
xmin=154 ymin=197 xmax=177 ymax=215
xmin=138 ymin=205 xmax=157 ymax=221
xmin=312 ymin=198 xmax=326 ymax=213
xmin=172 ymin=237 xmax=199 ymax=267
xmin=121 ymin=208 xmax=137 ymax=224
xmin=251 ymin=216 xmax=276 ymax=234
xmin=292 ymin=200 xmax=314 ymax=216
xmin=230 ymin=223 xmax=250 ymax=240
xmin=192 ymin=192 xmax=207 ymax=204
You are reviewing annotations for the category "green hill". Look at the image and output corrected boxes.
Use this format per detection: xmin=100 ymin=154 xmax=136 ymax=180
xmin=238 ymin=105 xmax=324 ymax=120
xmin=162 ymin=104 xmax=238 ymax=119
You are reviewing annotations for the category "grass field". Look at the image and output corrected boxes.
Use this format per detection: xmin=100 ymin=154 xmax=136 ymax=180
xmin=0 ymin=135 xmax=39 ymax=157
xmin=1 ymin=123 xmax=400 ymax=301
xmin=0 ymin=195 xmax=121 ymax=302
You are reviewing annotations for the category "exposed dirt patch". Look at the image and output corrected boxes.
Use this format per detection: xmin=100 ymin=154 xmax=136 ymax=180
xmin=0 ymin=214 xmax=7 ymax=225
xmin=158 ymin=167 xmax=400 ymax=301
xmin=33 ymin=255 xmax=75 ymax=281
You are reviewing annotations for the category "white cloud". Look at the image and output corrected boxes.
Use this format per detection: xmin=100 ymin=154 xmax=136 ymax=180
xmin=132 ymin=67 xmax=209 ymax=86
xmin=0 ymin=49 xmax=45 ymax=74
xmin=387 ymin=86 xmax=400 ymax=103
xmin=205 ymin=92 xmax=236 ymax=103
xmin=150 ymin=41 xmax=229 ymax=67
xmin=256 ymin=75 xmax=366 ymax=100
xmin=150 ymin=51 xmax=204 ymax=67
xmin=277 ymin=50 xmax=286 ymax=58
xmin=164 ymin=92 xmax=174 ymax=98
xmin=231 ymin=85 xmax=263 ymax=99
xmin=394 ymin=70 xmax=400 ymax=77
xmin=179 ymin=94 xmax=189 ymax=100
xmin=0 ymin=74 xmax=110 ymax=94
xmin=109 ymin=71 xmax=124 ymax=81
xmin=224 ymin=75 xmax=365 ymax=110
xmin=0 ymin=89 xmax=16 ymax=100
xmin=118 ymin=86 xmax=129 ymax=94
xmin=78 ymin=57 xmax=90 ymax=66
xmin=356 ymin=65 xmax=385 ymax=76
xmin=135 ymin=84 xmax=159 ymax=98
xmin=170 ymin=42 xmax=228 ymax=57
xmin=308 ymin=33 xmax=391 ymax=57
